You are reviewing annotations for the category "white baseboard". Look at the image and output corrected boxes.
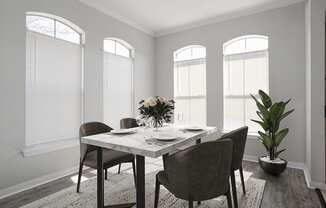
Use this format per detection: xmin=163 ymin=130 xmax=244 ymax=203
xmin=0 ymin=165 xmax=81 ymax=200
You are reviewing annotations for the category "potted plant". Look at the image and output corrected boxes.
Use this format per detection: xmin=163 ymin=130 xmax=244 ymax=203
xmin=138 ymin=96 xmax=175 ymax=129
xmin=251 ymin=90 xmax=294 ymax=175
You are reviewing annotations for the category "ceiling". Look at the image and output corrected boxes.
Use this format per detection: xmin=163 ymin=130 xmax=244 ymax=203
xmin=78 ymin=0 xmax=303 ymax=36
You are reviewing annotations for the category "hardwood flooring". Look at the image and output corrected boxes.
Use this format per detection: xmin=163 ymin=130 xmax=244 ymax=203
xmin=0 ymin=160 xmax=322 ymax=208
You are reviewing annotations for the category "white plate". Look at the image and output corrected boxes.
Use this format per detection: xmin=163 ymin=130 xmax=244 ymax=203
xmin=111 ymin=128 xmax=137 ymax=134
xmin=184 ymin=126 xmax=204 ymax=131
xmin=153 ymin=133 xmax=178 ymax=141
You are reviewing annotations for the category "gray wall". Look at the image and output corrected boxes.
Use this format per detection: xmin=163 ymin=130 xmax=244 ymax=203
xmin=154 ymin=3 xmax=306 ymax=164
xmin=0 ymin=0 xmax=154 ymax=190
xmin=306 ymin=0 xmax=326 ymax=184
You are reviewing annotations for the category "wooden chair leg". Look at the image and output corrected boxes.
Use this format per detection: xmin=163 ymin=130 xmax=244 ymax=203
xmin=226 ymin=185 xmax=233 ymax=208
xmin=76 ymin=162 xmax=83 ymax=193
xmin=239 ymin=166 xmax=246 ymax=194
xmin=188 ymin=199 xmax=193 ymax=208
xmin=154 ymin=175 xmax=160 ymax=208
xmin=230 ymin=171 xmax=238 ymax=208
xmin=118 ymin=163 xmax=122 ymax=174
xmin=105 ymin=168 xmax=108 ymax=180
xmin=132 ymin=160 xmax=137 ymax=186
xmin=197 ymin=201 xmax=201 ymax=205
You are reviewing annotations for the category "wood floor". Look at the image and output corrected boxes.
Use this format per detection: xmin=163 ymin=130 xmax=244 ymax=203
xmin=0 ymin=160 xmax=322 ymax=208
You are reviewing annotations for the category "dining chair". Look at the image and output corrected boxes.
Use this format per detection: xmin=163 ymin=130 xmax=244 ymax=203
xmin=76 ymin=121 xmax=136 ymax=193
xmin=154 ymin=139 xmax=233 ymax=208
xmin=116 ymin=118 xmax=139 ymax=174
xmin=120 ymin=118 xmax=138 ymax=129
xmin=220 ymin=126 xmax=248 ymax=208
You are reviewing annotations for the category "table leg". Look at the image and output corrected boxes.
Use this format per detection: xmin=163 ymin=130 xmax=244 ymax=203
xmin=97 ymin=147 xmax=135 ymax=208
xmin=136 ymin=155 xmax=145 ymax=208
xmin=97 ymin=147 xmax=104 ymax=208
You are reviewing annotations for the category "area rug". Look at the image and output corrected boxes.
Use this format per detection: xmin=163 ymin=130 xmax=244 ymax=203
xmin=21 ymin=169 xmax=265 ymax=208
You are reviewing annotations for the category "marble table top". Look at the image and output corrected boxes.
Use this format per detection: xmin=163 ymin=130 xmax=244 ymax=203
xmin=81 ymin=125 xmax=217 ymax=158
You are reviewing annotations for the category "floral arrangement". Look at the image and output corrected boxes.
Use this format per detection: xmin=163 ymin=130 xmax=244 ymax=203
xmin=138 ymin=96 xmax=175 ymax=128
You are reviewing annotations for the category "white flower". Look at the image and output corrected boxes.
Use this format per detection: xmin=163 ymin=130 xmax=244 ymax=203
xmin=149 ymin=98 xmax=157 ymax=107
xmin=143 ymin=100 xmax=150 ymax=107
xmin=158 ymin=96 xmax=166 ymax=103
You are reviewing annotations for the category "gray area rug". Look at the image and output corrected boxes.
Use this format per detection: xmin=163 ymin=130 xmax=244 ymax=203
xmin=21 ymin=167 xmax=265 ymax=208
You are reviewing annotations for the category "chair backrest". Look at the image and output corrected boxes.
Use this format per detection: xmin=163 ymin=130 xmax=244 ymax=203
xmin=79 ymin=122 xmax=113 ymax=161
xmin=164 ymin=139 xmax=233 ymax=201
xmin=220 ymin=126 xmax=248 ymax=170
xmin=120 ymin=118 xmax=138 ymax=129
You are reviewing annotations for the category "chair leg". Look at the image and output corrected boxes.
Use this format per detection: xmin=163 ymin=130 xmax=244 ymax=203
xmin=132 ymin=160 xmax=137 ymax=186
xmin=239 ymin=166 xmax=246 ymax=194
xmin=118 ymin=163 xmax=121 ymax=174
xmin=154 ymin=175 xmax=160 ymax=208
xmin=76 ymin=162 xmax=83 ymax=193
xmin=197 ymin=201 xmax=201 ymax=205
xmin=188 ymin=199 xmax=193 ymax=208
xmin=226 ymin=186 xmax=233 ymax=208
xmin=105 ymin=168 xmax=108 ymax=180
xmin=230 ymin=171 xmax=238 ymax=208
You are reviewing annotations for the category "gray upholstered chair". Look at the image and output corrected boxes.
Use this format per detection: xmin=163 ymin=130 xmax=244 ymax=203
xmin=154 ymin=140 xmax=233 ymax=208
xmin=76 ymin=122 xmax=136 ymax=193
xmin=220 ymin=126 xmax=248 ymax=208
xmin=115 ymin=118 xmax=139 ymax=174
xmin=120 ymin=118 xmax=138 ymax=129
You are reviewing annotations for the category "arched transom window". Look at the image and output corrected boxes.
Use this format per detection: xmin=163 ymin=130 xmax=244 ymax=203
xmin=26 ymin=13 xmax=82 ymax=44
xmin=173 ymin=45 xmax=207 ymax=126
xmin=223 ymin=35 xmax=269 ymax=133
xmin=104 ymin=39 xmax=132 ymax=58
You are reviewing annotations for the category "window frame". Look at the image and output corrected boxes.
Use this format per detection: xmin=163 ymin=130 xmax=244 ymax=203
xmin=223 ymin=35 xmax=269 ymax=134
xmin=23 ymin=12 xmax=85 ymax=156
xmin=103 ymin=38 xmax=133 ymax=58
xmin=173 ymin=45 xmax=207 ymax=125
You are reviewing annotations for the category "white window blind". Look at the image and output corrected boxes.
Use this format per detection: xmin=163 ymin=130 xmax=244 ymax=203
xmin=103 ymin=52 xmax=133 ymax=129
xmin=26 ymin=31 xmax=83 ymax=146
xmin=174 ymin=46 xmax=207 ymax=126
xmin=223 ymin=36 xmax=269 ymax=133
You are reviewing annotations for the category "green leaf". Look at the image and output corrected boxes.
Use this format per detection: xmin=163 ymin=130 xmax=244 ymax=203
xmin=280 ymin=109 xmax=294 ymax=121
xmin=258 ymin=131 xmax=273 ymax=149
xmin=275 ymin=149 xmax=286 ymax=158
xmin=251 ymin=119 xmax=268 ymax=131
xmin=275 ymin=128 xmax=289 ymax=146
xmin=259 ymin=90 xmax=272 ymax=108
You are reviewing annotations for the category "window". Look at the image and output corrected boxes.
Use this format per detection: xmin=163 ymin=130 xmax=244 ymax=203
xmin=25 ymin=13 xmax=84 ymax=148
xmin=103 ymin=38 xmax=134 ymax=129
xmin=174 ymin=46 xmax=207 ymax=126
xmin=223 ymin=35 xmax=269 ymax=133
xmin=26 ymin=14 xmax=81 ymax=44
xmin=104 ymin=39 xmax=131 ymax=58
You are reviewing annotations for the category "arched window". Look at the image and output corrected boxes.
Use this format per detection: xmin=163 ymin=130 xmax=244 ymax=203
xmin=25 ymin=12 xmax=84 ymax=151
xmin=223 ymin=35 xmax=269 ymax=133
xmin=174 ymin=45 xmax=206 ymax=125
xmin=26 ymin=13 xmax=82 ymax=44
xmin=103 ymin=38 xmax=134 ymax=129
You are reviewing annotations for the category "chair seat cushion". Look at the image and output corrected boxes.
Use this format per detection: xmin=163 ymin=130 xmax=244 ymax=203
xmin=83 ymin=149 xmax=134 ymax=169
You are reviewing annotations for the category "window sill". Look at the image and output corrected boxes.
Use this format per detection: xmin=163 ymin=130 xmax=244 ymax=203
xmin=221 ymin=129 xmax=259 ymax=140
xmin=22 ymin=138 xmax=79 ymax=157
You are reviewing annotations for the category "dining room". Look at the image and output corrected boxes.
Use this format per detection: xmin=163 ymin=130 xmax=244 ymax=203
xmin=0 ymin=0 xmax=326 ymax=208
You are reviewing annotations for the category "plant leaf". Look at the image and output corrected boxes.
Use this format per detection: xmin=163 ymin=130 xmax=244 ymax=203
xmin=275 ymin=128 xmax=289 ymax=146
xmin=258 ymin=131 xmax=273 ymax=149
xmin=280 ymin=109 xmax=294 ymax=121
xmin=275 ymin=149 xmax=286 ymax=158
xmin=259 ymin=90 xmax=272 ymax=108
xmin=251 ymin=119 xmax=268 ymax=131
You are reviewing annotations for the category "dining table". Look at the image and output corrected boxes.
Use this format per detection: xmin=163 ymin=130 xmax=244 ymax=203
xmin=81 ymin=125 xmax=217 ymax=208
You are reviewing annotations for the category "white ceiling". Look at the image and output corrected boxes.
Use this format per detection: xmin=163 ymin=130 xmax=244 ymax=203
xmin=78 ymin=0 xmax=304 ymax=36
